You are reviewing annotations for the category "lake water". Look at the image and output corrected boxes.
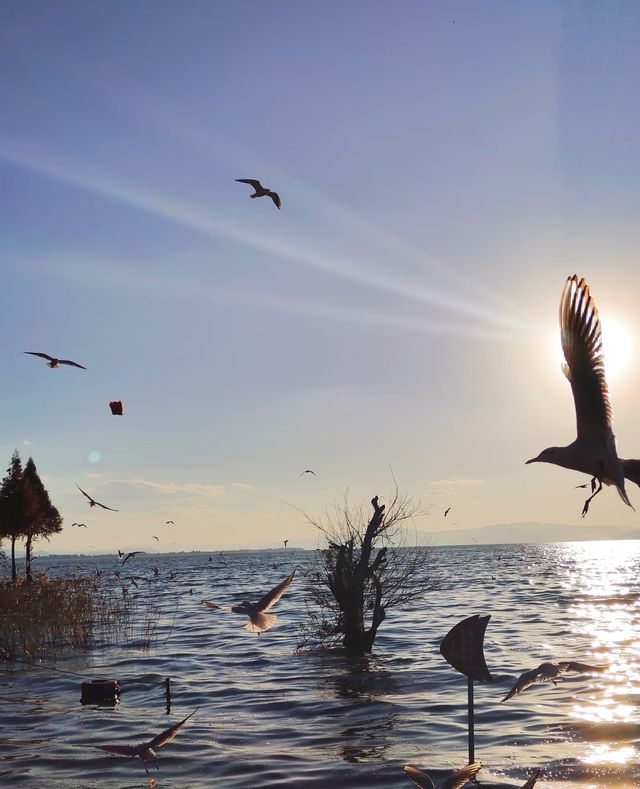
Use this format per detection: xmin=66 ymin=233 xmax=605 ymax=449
xmin=1 ymin=541 xmax=639 ymax=788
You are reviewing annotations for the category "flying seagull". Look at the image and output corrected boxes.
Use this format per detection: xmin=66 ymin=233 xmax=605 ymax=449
xmin=121 ymin=551 xmax=141 ymax=566
xmin=76 ymin=484 xmax=119 ymax=511
xmin=444 ymin=507 xmax=451 ymax=517
xmin=299 ymin=469 xmax=316 ymax=477
xmin=152 ymin=536 xmax=159 ymax=542
xmin=72 ymin=522 xmax=87 ymax=528
xmin=235 ymin=178 xmax=281 ymax=209
xmin=202 ymin=571 xmax=295 ymax=633
xmin=403 ymin=761 xmax=482 ymax=789
xmin=283 ymin=539 xmax=288 ymax=548
xmin=527 ymin=275 xmax=639 ymax=516
xmin=109 ymin=400 xmax=124 ymax=416
xmin=96 ymin=708 xmax=198 ymax=773
xmin=165 ymin=520 xmax=175 ymax=525
xmin=24 ymin=351 xmax=86 ymax=369
xmin=501 ymin=660 xmax=607 ymax=703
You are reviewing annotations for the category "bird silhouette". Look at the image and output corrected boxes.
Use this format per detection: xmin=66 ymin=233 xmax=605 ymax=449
xmin=299 ymin=469 xmax=316 ymax=477
xmin=165 ymin=521 xmax=175 ymax=525
xmin=202 ymin=571 xmax=295 ymax=633
xmin=24 ymin=351 xmax=86 ymax=369
xmin=76 ymin=484 xmax=118 ymax=511
xmin=235 ymin=178 xmax=281 ymax=209
xmin=444 ymin=507 xmax=451 ymax=517
xmin=403 ymin=761 xmax=481 ymax=788
xmin=152 ymin=536 xmax=159 ymax=542
xmin=501 ymin=660 xmax=607 ymax=702
xmin=72 ymin=522 xmax=87 ymax=528
xmin=283 ymin=539 xmax=288 ymax=548
xmin=527 ymin=275 xmax=639 ymax=516
xmin=121 ymin=551 xmax=141 ymax=566
xmin=95 ymin=708 xmax=198 ymax=773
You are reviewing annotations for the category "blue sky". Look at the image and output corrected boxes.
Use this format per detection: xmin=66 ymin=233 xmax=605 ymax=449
xmin=2 ymin=1 xmax=640 ymax=552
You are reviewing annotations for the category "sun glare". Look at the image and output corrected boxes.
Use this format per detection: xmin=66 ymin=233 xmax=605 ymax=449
xmin=552 ymin=315 xmax=633 ymax=381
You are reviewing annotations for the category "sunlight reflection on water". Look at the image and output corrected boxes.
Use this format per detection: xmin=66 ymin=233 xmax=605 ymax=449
xmin=560 ymin=541 xmax=640 ymax=773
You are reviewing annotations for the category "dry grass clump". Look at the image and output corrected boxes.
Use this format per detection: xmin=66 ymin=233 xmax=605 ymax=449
xmin=0 ymin=572 xmax=158 ymax=660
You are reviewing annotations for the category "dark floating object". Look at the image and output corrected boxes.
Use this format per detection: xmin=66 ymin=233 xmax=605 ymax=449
xmin=235 ymin=178 xmax=281 ymax=209
xmin=109 ymin=400 xmax=124 ymax=416
xmin=440 ymin=614 xmax=493 ymax=766
xmin=81 ymin=678 xmax=120 ymax=705
xmin=24 ymin=351 xmax=86 ymax=369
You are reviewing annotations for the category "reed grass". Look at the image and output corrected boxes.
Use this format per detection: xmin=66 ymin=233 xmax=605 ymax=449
xmin=0 ymin=572 xmax=160 ymax=660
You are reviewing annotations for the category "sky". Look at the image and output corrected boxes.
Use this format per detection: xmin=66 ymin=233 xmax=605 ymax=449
xmin=2 ymin=1 xmax=640 ymax=553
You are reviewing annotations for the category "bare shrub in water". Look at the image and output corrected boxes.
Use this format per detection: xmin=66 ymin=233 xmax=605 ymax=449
xmin=298 ymin=491 xmax=435 ymax=655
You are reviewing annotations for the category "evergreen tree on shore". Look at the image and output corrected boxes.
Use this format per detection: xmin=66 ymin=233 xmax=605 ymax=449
xmin=0 ymin=451 xmax=62 ymax=582
xmin=0 ymin=452 xmax=37 ymax=582
xmin=22 ymin=458 xmax=62 ymax=581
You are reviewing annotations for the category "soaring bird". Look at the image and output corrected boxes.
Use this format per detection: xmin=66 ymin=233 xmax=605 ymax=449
xmin=24 ymin=351 xmax=86 ymax=369
xmin=72 ymin=522 xmax=87 ymax=528
xmin=109 ymin=400 xmax=124 ymax=416
xmin=235 ymin=178 xmax=281 ymax=209
xmin=501 ymin=660 xmax=607 ymax=703
xmin=95 ymin=708 xmax=197 ymax=773
xmin=299 ymin=469 xmax=316 ymax=477
xmin=165 ymin=521 xmax=175 ymax=525
xmin=283 ymin=539 xmax=288 ymax=548
xmin=403 ymin=761 xmax=481 ymax=789
xmin=444 ymin=507 xmax=451 ymax=517
xmin=121 ymin=551 xmax=141 ymax=566
xmin=202 ymin=571 xmax=295 ymax=633
xmin=76 ymin=484 xmax=118 ymax=511
xmin=152 ymin=536 xmax=159 ymax=542
xmin=527 ymin=275 xmax=639 ymax=516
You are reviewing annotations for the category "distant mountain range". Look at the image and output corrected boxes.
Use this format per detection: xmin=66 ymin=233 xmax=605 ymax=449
xmin=424 ymin=521 xmax=640 ymax=546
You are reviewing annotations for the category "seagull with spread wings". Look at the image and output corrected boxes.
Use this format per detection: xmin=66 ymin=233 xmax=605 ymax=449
xmin=24 ymin=351 xmax=86 ymax=369
xmin=202 ymin=571 xmax=295 ymax=633
xmin=527 ymin=275 xmax=639 ymax=516
xmin=501 ymin=660 xmax=607 ymax=703
xmin=235 ymin=178 xmax=281 ymax=209
xmin=299 ymin=469 xmax=316 ymax=477
xmin=403 ymin=761 xmax=481 ymax=789
xmin=72 ymin=522 xmax=87 ymax=528
xmin=95 ymin=708 xmax=198 ymax=773
xmin=76 ymin=483 xmax=118 ymax=511
xmin=404 ymin=763 xmax=540 ymax=789
xmin=121 ymin=551 xmax=141 ymax=566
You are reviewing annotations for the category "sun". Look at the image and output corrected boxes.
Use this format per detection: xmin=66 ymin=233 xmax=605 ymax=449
xmin=551 ymin=315 xmax=633 ymax=381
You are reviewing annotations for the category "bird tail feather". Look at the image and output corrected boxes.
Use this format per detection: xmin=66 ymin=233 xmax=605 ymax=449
xmin=245 ymin=612 xmax=277 ymax=633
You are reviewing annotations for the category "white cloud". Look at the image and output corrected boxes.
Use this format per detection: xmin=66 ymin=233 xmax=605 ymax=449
xmin=429 ymin=478 xmax=484 ymax=488
xmin=23 ymin=438 xmax=32 ymax=446
xmin=428 ymin=478 xmax=484 ymax=496
xmin=229 ymin=482 xmax=254 ymax=491
xmin=110 ymin=478 xmax=225 ymax=498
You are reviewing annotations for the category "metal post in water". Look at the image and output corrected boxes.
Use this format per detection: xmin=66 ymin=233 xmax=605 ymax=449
xmin=467 ymin=676 xmax=475 ymax=763
xmin=165 ymin=677 xmax=172 ymax=713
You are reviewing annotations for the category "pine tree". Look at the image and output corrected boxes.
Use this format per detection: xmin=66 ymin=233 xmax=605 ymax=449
xmin=0 ymin=451 xmax=37 ymax=582
xmin=22 ymin=458 xmax=63 ymax=581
